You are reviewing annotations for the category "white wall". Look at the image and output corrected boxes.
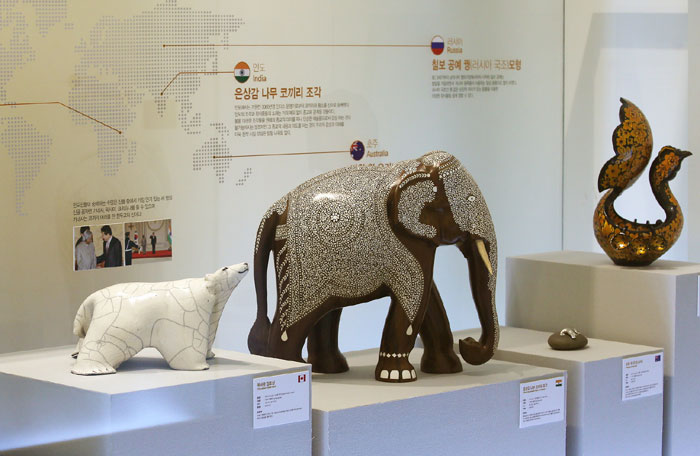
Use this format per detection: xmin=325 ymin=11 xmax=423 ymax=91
xmin=689 ymin=0 xmax=700 ymax=261
xmin=0 ymin=0 xmax=564 ymax=355
xmin=1 ymin=1 xmax=694 ymax=357
xmin=563 ymin=0 xmax=690 ymax=260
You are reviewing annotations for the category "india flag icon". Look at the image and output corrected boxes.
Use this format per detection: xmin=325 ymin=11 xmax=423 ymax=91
xmin=431 ymin=36 xmax=444 ymax=55
xmin=234 ymin=61 xmax=250 ymax=83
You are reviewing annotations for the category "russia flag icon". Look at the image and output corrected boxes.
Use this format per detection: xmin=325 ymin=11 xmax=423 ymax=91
xmin=431 ymin=36 xmax=445 ymax=55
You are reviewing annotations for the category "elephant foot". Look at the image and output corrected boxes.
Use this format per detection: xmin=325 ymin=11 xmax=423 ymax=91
xmin=308 ymin=351 xmax=349 ymax=374
xmin=420 ymin=349 xmax=463 ymax=374
xmin=374 ymin=353 xmax=417 ymax=383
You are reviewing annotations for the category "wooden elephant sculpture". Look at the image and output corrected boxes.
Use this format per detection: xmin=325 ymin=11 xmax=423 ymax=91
xmin=248 ymin=151 xmax=498 ymax=382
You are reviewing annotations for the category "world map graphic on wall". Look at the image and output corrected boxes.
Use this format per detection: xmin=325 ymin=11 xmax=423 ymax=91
xmin=1 ymin=0 xmax=245 ymax=215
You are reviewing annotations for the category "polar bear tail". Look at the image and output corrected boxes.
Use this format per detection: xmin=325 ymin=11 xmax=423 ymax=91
xmin=73 ymin=293 xmax=97 ymax=338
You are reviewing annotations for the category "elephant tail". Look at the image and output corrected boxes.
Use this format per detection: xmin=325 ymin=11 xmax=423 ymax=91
xmin=247 ymin=208 xmax=279 ymax=356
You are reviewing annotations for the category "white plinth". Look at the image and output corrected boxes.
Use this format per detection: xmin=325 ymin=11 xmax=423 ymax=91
xmin=506 ymin=251 xmax=700 ymax=455
xmin=456 ymin=326 xmax=663 ymax=455
xmin=0 ymin=347 xmax=311 ymax=455
xmin=312 ymin=347 xmax=567 ymax=456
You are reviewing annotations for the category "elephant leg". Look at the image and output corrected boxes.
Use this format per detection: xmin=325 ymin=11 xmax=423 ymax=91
xmin=307 ymin=308 xmax=349 ymax=374
xmin=419 ymin=282 xmax=462 ymax=374
xmin=375 ymin=297 xmax=422 ymax=383
xmin=267 ymin=309 xmax=319 ymax=364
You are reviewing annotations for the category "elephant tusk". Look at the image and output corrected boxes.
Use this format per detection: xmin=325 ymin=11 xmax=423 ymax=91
xmin=475 ymin=239 xmax=493 ymax=275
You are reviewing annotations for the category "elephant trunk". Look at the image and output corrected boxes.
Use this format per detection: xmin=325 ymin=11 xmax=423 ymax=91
xmin=457 ymin=237 xmax=498 ymax=365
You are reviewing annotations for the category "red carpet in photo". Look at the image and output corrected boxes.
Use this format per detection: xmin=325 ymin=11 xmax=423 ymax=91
xmin=132 ymin=250 xmax=172 ymax=259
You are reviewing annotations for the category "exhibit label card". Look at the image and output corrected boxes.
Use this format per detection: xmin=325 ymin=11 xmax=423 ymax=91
xmin=622 ymin=352 xmax=664 ymax=401
xmin=519 ymin=376 xmax=566 ymax=428
xmin=253 ymin=369 xmax=310 ymax=429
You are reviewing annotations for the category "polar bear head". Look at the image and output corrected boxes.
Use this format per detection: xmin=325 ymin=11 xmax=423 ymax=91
xmin=205 ymin=262 xmax=249 ymax=298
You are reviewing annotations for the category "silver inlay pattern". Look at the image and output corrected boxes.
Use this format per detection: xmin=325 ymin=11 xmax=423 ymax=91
xmin=274 ymin=224 xmax=288 ymax=241
xmin=398 ymin=179 xmax=437 ymax=238
xmin=420 ymin=151 xmax=454 ymax=168
xmin=255 ymin=196 xmax=288 ymax=254
xmin=275 ymin=160 xmax=424 ymax=332
xmin=258 ymin=151 xmax=498 ymax=355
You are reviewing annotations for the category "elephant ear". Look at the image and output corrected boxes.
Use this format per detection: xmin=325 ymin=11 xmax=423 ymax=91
xmin=391 ymin=170 xmax=439 ymax=240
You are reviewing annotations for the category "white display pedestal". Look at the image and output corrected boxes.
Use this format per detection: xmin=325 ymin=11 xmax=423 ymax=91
xmin=456 ymin=326 xmax=664 ymax=455
xmin=312 ymin=347 xmax=567 ymax=456
xmin=0 ymin=347 xmax=311 ymax=455
xmin=505 ymin=251 xmax=700 ymax=455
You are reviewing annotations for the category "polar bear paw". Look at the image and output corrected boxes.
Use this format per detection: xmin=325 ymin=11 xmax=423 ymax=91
xmin=71 ymin=359 xmax=117 ymax=375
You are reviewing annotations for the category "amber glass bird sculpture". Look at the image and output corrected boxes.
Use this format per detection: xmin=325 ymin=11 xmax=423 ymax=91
xmin=594 ymin=98 xmax=691 ymax=266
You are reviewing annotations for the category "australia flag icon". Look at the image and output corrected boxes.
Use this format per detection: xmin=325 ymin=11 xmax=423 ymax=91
xmin=350 ymin=140 xmax=365 ymax=161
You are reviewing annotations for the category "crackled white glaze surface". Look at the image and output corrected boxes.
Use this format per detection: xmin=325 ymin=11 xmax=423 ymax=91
xmin=71 ymin=263 xmax=248 ymax=375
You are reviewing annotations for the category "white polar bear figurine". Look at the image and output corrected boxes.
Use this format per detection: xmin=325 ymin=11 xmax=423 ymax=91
xmin=71 ymin=263 xmax=248 ymax=375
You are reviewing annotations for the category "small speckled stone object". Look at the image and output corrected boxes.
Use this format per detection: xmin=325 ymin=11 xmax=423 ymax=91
xmin=548 ymin=328 xmax=588 ymax=350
